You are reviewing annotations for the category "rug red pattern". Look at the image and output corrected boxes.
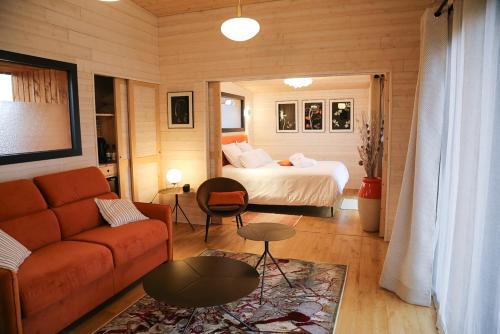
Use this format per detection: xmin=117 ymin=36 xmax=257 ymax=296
xmin=96 ymin=249 xmax=347 ymax=334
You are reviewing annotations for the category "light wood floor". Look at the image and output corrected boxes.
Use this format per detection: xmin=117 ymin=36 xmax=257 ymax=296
xmin=69 ymin=202 xmax=437 ymax=334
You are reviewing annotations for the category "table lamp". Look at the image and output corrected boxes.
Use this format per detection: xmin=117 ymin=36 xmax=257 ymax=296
xmin=166 ymin=169 xmax=182 ymax=187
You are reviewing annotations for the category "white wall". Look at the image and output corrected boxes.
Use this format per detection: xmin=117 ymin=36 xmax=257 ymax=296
xmin=0 ymin=0 xmax=159 ymax=181
xmin=249 ymin=88 xmax=368 ymax=189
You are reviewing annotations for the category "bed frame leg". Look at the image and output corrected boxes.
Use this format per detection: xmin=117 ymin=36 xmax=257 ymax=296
xmin=331 ymin=206 xmax=334 ymax=217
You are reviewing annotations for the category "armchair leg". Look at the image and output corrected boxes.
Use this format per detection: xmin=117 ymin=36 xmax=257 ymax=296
xmin=237 ymin=214 xmax=244 ymax=227
xmin=205 ymin=215 xmax=211 ymax=242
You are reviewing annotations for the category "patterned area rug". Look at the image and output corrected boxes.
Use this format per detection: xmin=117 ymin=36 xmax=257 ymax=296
xmin=234 ymin=212 xmax=303 ymax=227
xmin=96 ymin=249 xmax=347 ymax=334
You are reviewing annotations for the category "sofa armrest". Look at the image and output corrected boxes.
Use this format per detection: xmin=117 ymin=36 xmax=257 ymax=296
xmin=134 ymin=202 xmax=173 ymax=261
xmin=0 ymin=269 xmax=22 ymax=334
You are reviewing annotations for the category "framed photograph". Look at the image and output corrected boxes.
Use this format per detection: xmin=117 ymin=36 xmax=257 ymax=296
xmin=302 ymin=100 xmax=325 ymax=132
xmin=276 ymin=101 xmax=299 ymax=133
xmin=329 ymin=99 xmax=354 ymax=132
xmin=167 ymin=91 xmax=193 ymax=128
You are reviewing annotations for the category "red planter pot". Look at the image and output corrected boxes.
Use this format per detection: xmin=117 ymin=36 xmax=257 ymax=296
xmin=358 ymin=177 xmax=382 ymax=232
xmin=358 ymin=177 xmax=382 ymax=199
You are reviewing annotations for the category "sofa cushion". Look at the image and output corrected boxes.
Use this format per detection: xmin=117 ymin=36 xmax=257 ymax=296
xmin=0 ymin=210 xmax=61 ymax=251
xmin=69 ymin=219 xmax=168 ymax=267
xmin=17 ymin=241 xmax=113 ymax=317
xmin=0 ymin=180 xmax=47 ymax=222
xmin=52 ymin=193 xmax=118 ymax=238
xmin=0 ymin=180 xmax=61 ymax=250
xmin=34 ymin=167 xmax=110 ymax=207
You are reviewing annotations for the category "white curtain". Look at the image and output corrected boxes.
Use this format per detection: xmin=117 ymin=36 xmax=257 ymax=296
xmin=433 ymin=0 xmax=500 ymax=332
xmin=379 ymin=7 xmax=449 ymax=306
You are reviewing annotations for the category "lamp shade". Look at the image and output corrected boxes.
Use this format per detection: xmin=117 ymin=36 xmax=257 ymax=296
xmin=221 ymin=17 xmax=260 ymax=42
xmin=166 ymin=169 xmax=182 ymax=185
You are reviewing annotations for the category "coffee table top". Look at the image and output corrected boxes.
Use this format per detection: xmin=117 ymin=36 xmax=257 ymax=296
xmin=143 ymin=256 xmax=259 ymax=308
xmin=237 ymin=223 xmax=296 ymax=242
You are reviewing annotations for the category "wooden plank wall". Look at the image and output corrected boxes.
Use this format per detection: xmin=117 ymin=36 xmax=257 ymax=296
xmin=158 ymin=0 xmax=431 ymax=238
xmin=0 ymin=0 xmax=159 ymax=181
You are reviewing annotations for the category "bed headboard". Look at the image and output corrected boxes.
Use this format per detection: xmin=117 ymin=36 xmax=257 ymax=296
xmin=221 ymin=134 xmax=248 ymax=166
xmin=221 ymin=134 xmax=248 ymax=145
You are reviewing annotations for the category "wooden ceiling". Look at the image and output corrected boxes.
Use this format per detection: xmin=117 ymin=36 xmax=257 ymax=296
xmin=131 ymin=0 xmax=277 ymax=17
xmin=235 ymin=75 xmax=371 ymax=94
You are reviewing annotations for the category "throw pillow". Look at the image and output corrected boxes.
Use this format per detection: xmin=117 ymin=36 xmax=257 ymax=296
xmin=278 ymin=160 xmax=293 ymax=166
xmin=95 ymin=198 xmax=148 ymax=227
xmin=0 ymin=229 xmax=31 ymax=272
xmin=208 ymin=191 xmax=245 ymax=206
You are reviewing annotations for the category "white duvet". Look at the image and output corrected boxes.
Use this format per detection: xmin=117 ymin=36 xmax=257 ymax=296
xmin=222 ymin=161 xmax=349 ymax=207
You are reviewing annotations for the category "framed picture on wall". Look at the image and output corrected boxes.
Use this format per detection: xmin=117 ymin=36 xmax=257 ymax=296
xmin=329 ymin=98 xmax=354 ymax=132
xmin=167 ymin=91 xmax=193 ymax=128
xmin=276 ymin=101 xmax=299 ymax=133
xmin=302 ymin=100 xmax=325 ymax=132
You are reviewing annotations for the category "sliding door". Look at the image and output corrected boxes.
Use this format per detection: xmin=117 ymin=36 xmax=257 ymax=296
xmin=127 ymin=80 xmax=163 ymax=202
xmin=113 ymin=78 xmax=132 ymax=199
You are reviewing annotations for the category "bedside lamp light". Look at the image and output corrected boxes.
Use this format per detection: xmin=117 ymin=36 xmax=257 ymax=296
xmin=166 ymin=169 xmax=182 ymax=187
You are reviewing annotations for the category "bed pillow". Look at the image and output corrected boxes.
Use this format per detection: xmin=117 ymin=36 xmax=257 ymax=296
xmin=95 ymin=198 xmax=148 ymax=227
xmin=236 ymin=142 xmax=253 ymax=152
xmin=0 ymin=229 xmax=31 ymax=272
xmin=239 ymin=149 xmax=267 ymax=168
xmin=256 ymin=148 xmax=273 ymax=164
xmin=222 ymin=143 xmax=243 ymax=168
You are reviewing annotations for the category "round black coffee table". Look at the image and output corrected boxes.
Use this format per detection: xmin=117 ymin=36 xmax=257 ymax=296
xmin=143 ymin=256 xmax=259 ymax=333
xmin=237 ymin=223 xmax=296 ymax=304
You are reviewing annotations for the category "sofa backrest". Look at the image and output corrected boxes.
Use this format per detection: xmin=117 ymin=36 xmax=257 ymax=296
xmin=34 ymin=167 xmax=117 ymax=238
xmin=0 ymin=179 xmax=61 ymax=251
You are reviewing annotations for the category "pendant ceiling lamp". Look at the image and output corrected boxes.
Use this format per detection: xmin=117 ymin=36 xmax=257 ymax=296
xmin=284 ymin=78 xmax=313 ymax=89
xmin=221 ymin=0 xmax=260 ymax=42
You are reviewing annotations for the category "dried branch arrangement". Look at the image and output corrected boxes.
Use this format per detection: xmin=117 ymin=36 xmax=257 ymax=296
xmin=358 ymin=112 xmax=384 ymax=178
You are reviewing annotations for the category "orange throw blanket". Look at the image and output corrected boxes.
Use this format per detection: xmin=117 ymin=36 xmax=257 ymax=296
xmin=208 ymin=191 xmax=245 ymax=206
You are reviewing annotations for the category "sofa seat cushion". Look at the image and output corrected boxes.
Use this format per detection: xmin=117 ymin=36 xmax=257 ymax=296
xmin=17 ymin=241 xmax=113 ymax=317
xmin=69 ymin=219 xmax=168 ymax=267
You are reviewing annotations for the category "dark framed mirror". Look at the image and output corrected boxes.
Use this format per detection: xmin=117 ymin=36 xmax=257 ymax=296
xmin=221 ymin=92 xmax=245 ymax=133
xmin=0 ymin=50 xmax=81 ymax=165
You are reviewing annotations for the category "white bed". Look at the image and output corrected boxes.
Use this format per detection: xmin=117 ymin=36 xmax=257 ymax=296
xmin=222 ymin=161 xmax=349 ymax=207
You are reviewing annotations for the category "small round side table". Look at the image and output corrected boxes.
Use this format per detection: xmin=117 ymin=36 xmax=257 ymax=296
xmin=237 ymin=222 xmax=296 ymax=304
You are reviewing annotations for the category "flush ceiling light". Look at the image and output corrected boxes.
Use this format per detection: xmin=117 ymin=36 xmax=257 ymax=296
xmin=221 ymin=0 xmax=260 ymax=42
xmin=284 ymin=78 xmax=313 ymax=89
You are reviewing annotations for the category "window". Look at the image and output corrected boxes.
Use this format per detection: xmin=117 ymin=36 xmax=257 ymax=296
xmin=0 ymin=74 xmax=13 ymax=101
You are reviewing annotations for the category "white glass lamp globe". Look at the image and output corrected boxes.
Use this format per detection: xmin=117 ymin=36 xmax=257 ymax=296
xmin=166 ymin=169 xmax=182 ymax=186
xmin=221 ymin=17 xmax=260 ymax=42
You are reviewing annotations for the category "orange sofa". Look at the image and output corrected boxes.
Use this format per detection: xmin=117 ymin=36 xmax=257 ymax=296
xmin=0 ymin=167 xmax=173 ymax=334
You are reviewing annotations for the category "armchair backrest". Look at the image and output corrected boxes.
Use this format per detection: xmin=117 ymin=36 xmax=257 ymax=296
xmin=196 ymin=177 xmax=248 ymax=216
